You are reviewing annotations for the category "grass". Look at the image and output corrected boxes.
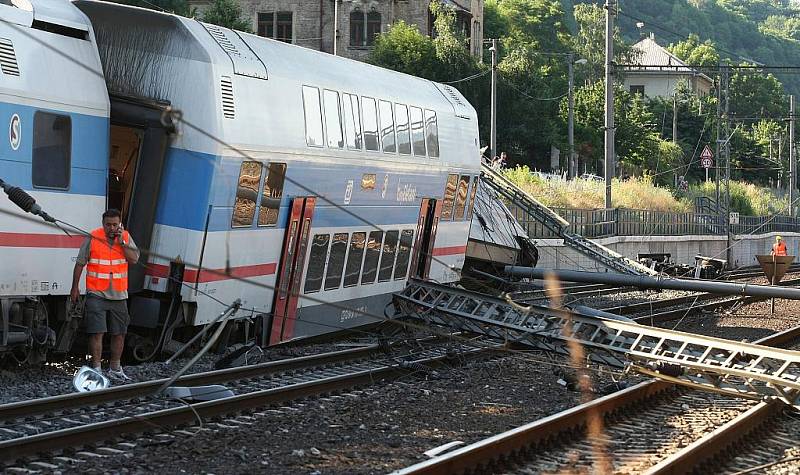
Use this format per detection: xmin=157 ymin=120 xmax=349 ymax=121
xmin=504 ymin=165 xmax=788 ymax=216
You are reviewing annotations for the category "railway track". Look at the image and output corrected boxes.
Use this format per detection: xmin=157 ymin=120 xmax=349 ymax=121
xmin=395 ymin=324 xmax=800 ymax=474
xmin=0 ymin=336 xmax=498 ymax=467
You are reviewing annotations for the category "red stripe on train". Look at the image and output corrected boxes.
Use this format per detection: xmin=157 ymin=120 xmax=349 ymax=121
xmin=146 ymin=263 xmax=277 ymax=283
xmin=432 ymin=245 xmax=467 ymax=256
xmin=0 ymin=232 xmax=85 ymax=248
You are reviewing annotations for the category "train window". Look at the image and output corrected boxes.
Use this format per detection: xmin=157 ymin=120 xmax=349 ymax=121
xmin=467 ymin=175 xmax=478 ymax=220
xmin=394 ymin=229 xmax=414 ymax=280
xmin=395 ymin=104 xmax=411 ymax=155
xmin=258 ymin=162 xmax=286 ymax=226
xmin=323 ymin=90 xmax=344 ymax=149
xmin=377 ymin=230 xmax=398 ymax=282
xmin=343 ymin=93 xmax=363 ymax=150
xmin=361 ymin=230 xmax=383 ymax=284
xmin=302 ymin=85 xmax=324 ymax=147
xmin=409 ymin=106 xmax=426 ymax=156
xmin=324 ymin=232 xmax=349 ymax=290
xmin=231 ymin=161 xmax=263 ymax=228
xmin=378 ymin=100 xmax=396 ymax=153
xmin=32 ymin=112 xmax=71 ymax=190
xmin=454 ymin=175 xmax=470 ymax=220
xmin=424 ymin=110 xmax=440 ymax=158
xmin=343 ymin=232 xmax=366 ymax=287
xmin=304 ymin=233 xmax=330 ymax=293
xmin=441 ymin=174 xmax=458 ymax=220
xmin=362 ymin=97 xmax=380 ymax=151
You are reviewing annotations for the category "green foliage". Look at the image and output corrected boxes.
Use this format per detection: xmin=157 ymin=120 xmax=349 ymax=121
xmin=689 ymin=180 xmax=789 ymax=215
xmin=668 ymin=34 xmax=720 ymax=66
xmin=201 ymin=0 xmax=252 ymax=32
xmin=370 ymin=22 xmax=440 ymax=78
xmin=571 ymin=3 xmax=636 ymax=83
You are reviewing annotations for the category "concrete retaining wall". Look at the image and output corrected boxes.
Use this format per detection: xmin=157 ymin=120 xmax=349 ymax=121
xmin=534 ymin=232 xmax=800 ymax=272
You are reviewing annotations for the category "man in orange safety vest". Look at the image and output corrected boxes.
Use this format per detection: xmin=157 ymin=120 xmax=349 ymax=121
xmin=771 ymin=235 xmax=788 ymax=256
xmin=70 ymin=209 xmax=139 ymax=381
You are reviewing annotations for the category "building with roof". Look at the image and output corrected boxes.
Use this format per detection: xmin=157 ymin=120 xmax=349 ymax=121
xmin=188 ymin=0 xmax=484 ymax=62
xmin=623 ymin=34 xmax=714 ymax=99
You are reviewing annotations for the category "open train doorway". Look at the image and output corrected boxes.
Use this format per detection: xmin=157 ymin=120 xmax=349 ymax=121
xmin=108 ymin=94 xmax=173 ymax=292
xmin=411 ymin=198 xmax=441 ymax=279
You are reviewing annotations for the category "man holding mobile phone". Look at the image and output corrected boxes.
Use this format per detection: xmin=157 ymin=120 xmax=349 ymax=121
xmin=70 ymin=209 xmax=139 ymax=381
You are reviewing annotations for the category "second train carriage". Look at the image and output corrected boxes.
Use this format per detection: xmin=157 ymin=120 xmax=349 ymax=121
xmin=0 ymin=0 xmax=481 ymax=359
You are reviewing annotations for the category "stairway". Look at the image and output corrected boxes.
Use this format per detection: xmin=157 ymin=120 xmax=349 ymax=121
xmin=395 ymin=280 xmax=800 ymax=405
xmin=480 ymin=164 xmax=657 ymax=275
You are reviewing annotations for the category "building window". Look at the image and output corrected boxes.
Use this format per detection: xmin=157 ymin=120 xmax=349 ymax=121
xmin=231 ymin=161 xmax=263 ymax=228
xmin=630 ymin=85 xmax=645 ymax=96
xmin=257 ymin=11 xmax=292 ymax=43
xmin=32 ymin=112 xmax=71 ymax=190
xmin=350 ymin=10 xmax=364 ymax=46
xmin=350 ymin=10 xmax=381 ymax=47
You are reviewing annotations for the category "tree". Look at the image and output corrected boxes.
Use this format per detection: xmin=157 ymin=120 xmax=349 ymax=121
xmin=668 ymin=34 xmax=720 ymax=67
xmin=572 ymin=3 xmax=635 ymax=83
xmin=370 ymin=22 xmax=440 ymax=79
xmin=201 ymin=0 xmax=252 ymax=32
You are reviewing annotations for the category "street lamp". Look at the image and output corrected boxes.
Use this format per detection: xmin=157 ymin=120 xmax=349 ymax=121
xmin=568 ymin=55 xmax=587 ymax=178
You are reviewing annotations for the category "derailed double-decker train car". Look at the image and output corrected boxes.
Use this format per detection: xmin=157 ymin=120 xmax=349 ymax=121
xmin=0 ymin=0 xmax=481 ymax=363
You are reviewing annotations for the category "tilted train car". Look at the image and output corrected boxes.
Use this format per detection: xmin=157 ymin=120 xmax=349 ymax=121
xmin=0 ymin=0 xmax=481 ymax=362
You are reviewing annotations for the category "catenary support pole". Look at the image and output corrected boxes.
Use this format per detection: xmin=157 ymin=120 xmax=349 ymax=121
xmin=791 ymin=94 xmax=796 ymax=216
xmin=604 ymin=0 xmax=615 ymax=209
xmin=568 ymin=54 xmax=576 ymax=178
xmin=490 ymin=38 xmax=497 ymax=162
xmin=504 ymin=267 xmax=800 ymax=300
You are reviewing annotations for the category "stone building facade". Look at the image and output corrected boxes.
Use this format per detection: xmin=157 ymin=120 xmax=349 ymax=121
xmin=189 ymin=0 xmax=484 ymax=62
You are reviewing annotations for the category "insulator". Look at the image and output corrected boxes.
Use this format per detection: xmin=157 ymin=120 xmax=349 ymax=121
xmin=4 ymin=184 xmax=36 ymax=212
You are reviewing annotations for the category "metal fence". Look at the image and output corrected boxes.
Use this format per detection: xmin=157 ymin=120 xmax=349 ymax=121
xmin=511 ymin=205 xmax=800 ymax=239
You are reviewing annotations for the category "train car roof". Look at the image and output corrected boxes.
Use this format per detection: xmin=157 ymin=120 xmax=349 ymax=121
xmin=0 ymin=0 xmax=90 ymax=31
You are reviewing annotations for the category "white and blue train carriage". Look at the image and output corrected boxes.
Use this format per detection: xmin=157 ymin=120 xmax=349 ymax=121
xmin=0 ymin=0 xmax=481 ymax=360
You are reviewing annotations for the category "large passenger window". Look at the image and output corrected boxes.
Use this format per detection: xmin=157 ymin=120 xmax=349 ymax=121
xmin=409 ymin=106 xmax=426 ymax=156
xmin=259 ymin=162 xmax=286 ymax=226
xmin=454 ymin=175 xmax=470 ymax=221
xmin=324 ymin=89 xmax=344 ymax=148
xmin=441 ymin=174 xmax=458 ymax=221
xmin=302 ymin=85 xmax=324 ymax=147
xmin=361 ymin=230 xmax=383 ymax=284
xmin=32 ymin=112 xmax=71 ymax=190
xmin=395 ymin=104 xmax=411 ymax=155
xmin=378 ymin=100 xmax=396 ymax=153
xmin=362 ymin=96 xmax=380 ymax=151
xmin=343 ymin=232 xmax=366 ymax=287
xmin=231 ymin=161 xmax=263 ymax=228
xmin=304 ymin=233 xmax=330 ymax=293
xmin=325 ymin=233 xmax=349 ymax=290
xmin=343 ymin=93 xmax=363 ymax=150
xmin=424 ymin=109 xmax=439 ymax=158
xmin=467 ymin=175 xmax=478 ymax=220
xmin=377 ymin=230 xmax=398 ymax=282
xmin=394 ymin=229 xmax=414 ymax=280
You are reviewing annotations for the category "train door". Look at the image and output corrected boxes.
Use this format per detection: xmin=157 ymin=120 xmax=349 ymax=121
xmin=108 ymin=95 xmax=173 ymax=293
xmin=410 ymin=198 xmax=441 ymax=279
xmin=269 ymin=197 xmax=316 ymax=344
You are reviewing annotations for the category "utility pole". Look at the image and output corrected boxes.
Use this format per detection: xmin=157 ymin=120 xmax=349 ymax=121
xmin=333 ymin=0 xmax=339 ymax=56
xmin=604 ymin=0 xmax=615 ymax=209
xmin=490 ymin=39 xmax=497 ymax=162
xmin=672 ymin=94 xmax=678 ymax=144
xmin=715 ymin=71 xmax=721 ymax=216
xmin=724 ymin=67 xmax=732 ymax=267
xmin=791 ymin=95 xmax=796 ymax=216
xmin=568 ymin=53 xmax=575 ymax=178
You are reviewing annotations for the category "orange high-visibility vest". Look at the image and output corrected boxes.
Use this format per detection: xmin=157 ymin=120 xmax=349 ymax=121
xmin=86 ymin=228 xmax=129 ymax=292
xmin=773 ymin=241 xmax=788 ymax=256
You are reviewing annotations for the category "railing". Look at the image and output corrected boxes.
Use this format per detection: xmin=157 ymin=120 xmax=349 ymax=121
xmin=511 ymin=204 xmax=800 ymax=239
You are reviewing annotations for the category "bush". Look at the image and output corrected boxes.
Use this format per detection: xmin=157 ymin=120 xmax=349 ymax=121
xmin=688 ymin=181 xmax=789 ymax=216
xmin=504 ymin=166 xmax=689 ymax=212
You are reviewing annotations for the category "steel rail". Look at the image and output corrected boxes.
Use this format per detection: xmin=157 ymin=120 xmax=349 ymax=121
xmin=0 ymin=344 xmax=383 ymax=421
xmin=395 ymin=324 xmax=800 ymax=475
xmin=0 ymin=345 xmax=496 ymax=464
